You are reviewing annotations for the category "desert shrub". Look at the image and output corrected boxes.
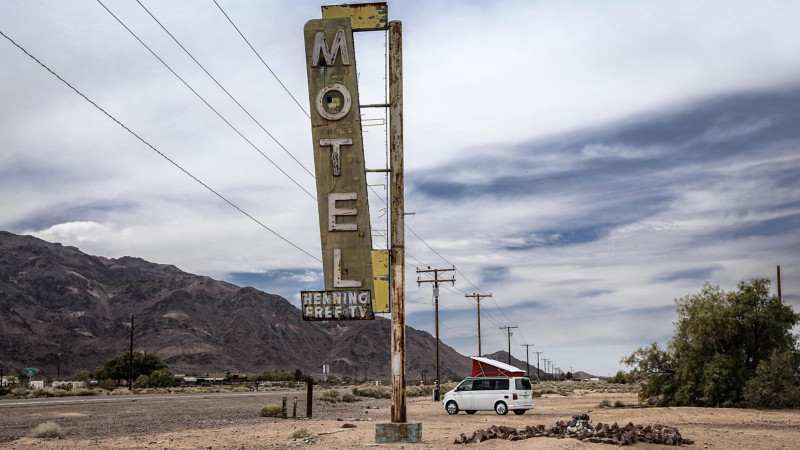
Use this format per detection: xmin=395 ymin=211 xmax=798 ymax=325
xmin=33 ymin=389 xmax=54 ymax=398
xmin=132 ymin=375 xmax=150 ymax=389
xmin=352 ymin=386 xmax=391 ymax=399
xmin=598 ymin=399 xmax=611 ymax=408
xmin=320 ymin=389 xmax=341 ymax=402
xmin=99 ymin=379 xmax=117 ymax=391
xmin=29 ymin=422 xmax=65 ymax=439
xmin=341 ymin=393 xmax=359 ymax=402
xmin=72 ymin=388 xmax=97 ymax=396
xmin=11 ymin=388 xmax=28 ymax=396
xmin=613 ymin=400 xmax=625 ymax=408
xmin=258 ymin=404 xmax=283 ymax=417
xmin=232 ymin=386 xmax=251 ymax=392
xmin=52 ymin=390 xmax=69 ymax=398
xmin=292 ymin=427 xmax=311 ymax=439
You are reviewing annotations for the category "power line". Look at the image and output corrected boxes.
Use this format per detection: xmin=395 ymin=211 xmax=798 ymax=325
xmin=135 ymin=0 xmax=315 ymax=179
xmin=212 ymin=0 xmax=311 ymax=119
xmin=96 ymin=0 xmax=317 ymax=200
xmin=0 ymin=29 xmax=322 ymax=264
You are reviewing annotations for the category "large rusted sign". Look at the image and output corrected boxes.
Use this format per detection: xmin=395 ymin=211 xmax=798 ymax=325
xmin=301 ymin=290 xmax=375 ymax=320
xmin=303 ymin=17 xmax=375 ymax=311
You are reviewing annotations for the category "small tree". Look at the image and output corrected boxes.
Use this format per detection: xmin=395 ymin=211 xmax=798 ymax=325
xmin=94 ymin=351 xmax=169 ymax=385
xmin=148 ymin=369 xmax=175 ymax=388
xmin=294 ymin=369 xmax=303 ymax=382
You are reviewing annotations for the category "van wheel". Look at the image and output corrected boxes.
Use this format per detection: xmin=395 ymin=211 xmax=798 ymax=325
xmin=446 ymin=401 xmax=459 ymax=415
xmin=494 ymin=401 xmax=508 ymax=415
xmin=513 ymin=409 xmax=526 ymax=415
xmin=466 ymin=410 xmax=476 ymax=415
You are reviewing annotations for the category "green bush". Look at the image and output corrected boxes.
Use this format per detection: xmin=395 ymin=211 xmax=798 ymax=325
xmin=744 ymin=349 xmax=800 ymax=408
xmin=132 ymin=375 xmax=150 ymax=389
xmin=148 ymin=369 xmax=175 ymax=388
xmin=623 ymin=279 xmax=800 ymax=407
xmin=99 ymin=379 xmax=117 ymax=391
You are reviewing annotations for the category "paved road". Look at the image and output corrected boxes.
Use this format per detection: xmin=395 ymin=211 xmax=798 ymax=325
xmin=0 ymin=389 xmax=301 ymax=408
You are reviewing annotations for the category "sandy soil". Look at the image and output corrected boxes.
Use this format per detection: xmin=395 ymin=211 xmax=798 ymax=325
xmin=3 ymin=391 xmax=799 ymax=449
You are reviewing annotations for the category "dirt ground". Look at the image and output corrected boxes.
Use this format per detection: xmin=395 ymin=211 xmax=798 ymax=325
xmin=2 ymin=391 xmax=799 ymax=449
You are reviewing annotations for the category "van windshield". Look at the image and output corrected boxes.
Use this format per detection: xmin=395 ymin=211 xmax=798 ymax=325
xmin=515 ymin=378 xmax=532 ymax=390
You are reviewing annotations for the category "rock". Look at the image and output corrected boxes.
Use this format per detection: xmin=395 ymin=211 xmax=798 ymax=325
xmin=341 ymin=423 xmax=356 ymax=428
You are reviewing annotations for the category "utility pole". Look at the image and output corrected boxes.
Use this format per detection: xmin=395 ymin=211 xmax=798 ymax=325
xmin=543 ymin=359 xmax=550 ymax=381
xmin=465 ymin=293 xmax=492 ymax=356
xmin=533 ymin=351 xmax=543 ymax=382
xmin=416 ymin=267 xmax=455 ymax=401
xmin=388 ymin=19 xmax=406 ymax=424
xmin=499 ymin=326 xmax=518 ymax=365
xmin=777 ymin=265 xmax=782 ymax=301
xmin=364 ymin=361 xmax=368 ymax=382
xmin=521 ymin=344 xmax=534 ymax=379
xmin=57 ymin=352 xmax=61 ymax=380
xmin=128 ymin=315 xmax=134 ymax=390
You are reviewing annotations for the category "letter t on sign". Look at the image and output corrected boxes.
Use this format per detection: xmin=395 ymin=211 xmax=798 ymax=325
xmin=319 ymin=138 xmax=352 ymax=176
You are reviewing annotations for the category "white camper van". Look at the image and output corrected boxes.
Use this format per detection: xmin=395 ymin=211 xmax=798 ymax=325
xmin=442 ymin=376 xmax=534 ymax=415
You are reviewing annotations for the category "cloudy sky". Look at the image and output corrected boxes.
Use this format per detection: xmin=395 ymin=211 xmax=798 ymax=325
xmin=2 ymin=0 xmax=798 ymax=377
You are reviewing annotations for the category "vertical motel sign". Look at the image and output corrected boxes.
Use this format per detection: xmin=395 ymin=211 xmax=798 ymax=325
xmin=301 ymin=17 xmax=375 ymax=320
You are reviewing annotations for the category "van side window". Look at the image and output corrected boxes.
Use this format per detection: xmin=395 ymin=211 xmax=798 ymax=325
xmin=516 ymin=378 xmax=532 ymax=390
xmin=497 ymin=379 xmax=509 ymax=390
xmin=473 ymin=380 xmax=490 ymax=391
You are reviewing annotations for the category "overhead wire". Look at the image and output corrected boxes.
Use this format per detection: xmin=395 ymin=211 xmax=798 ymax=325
xmin=212 ymin=0 xmax=311 ymax=119
xmin=0 ymin=29 xmax=322 ymax=264
xmin=135 ymin=0 xmax=315 ymax=180
xmin=96 ymin=0 xmax=317 ymax=200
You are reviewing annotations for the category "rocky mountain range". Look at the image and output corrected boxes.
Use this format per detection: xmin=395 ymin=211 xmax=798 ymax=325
xmin=0 ymin=231 xmax=472 ymax=380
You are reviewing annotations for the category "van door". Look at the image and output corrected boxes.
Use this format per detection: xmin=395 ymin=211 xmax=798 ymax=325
xmin=472 ymin=379 xmax=505 ymax=410
xmin=453 ymin=379 xmax=473 ymax=410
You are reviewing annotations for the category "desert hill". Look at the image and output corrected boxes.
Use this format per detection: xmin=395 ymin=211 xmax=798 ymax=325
xmin=0 ymin=231 xmax=471 ymax=380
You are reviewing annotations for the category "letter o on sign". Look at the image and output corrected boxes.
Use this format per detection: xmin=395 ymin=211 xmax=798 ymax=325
xmin=315 ymin=83 xmax=352 ymax=121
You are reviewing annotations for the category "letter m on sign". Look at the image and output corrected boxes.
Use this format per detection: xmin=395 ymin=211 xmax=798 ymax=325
xmin=311 ymin=29 xmax=350 ymax=67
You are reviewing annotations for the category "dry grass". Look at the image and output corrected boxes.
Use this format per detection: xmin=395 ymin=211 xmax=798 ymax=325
xmin=29 ymin=422 xmax=65 ymax=439
xmin=351 ymin=385 xmax=392 ymax=399
xmin=291 ymin=427 xmax=311 ymax=439
xmin=598 ymin=399 xmax=612 ymax=408
xmin=258 ymin=404 xmax=283 ymax=418
xmin=319 ymin=389 xmax=341 ymax=403
xmin=614 ymin=400 xmax=626 ymax=408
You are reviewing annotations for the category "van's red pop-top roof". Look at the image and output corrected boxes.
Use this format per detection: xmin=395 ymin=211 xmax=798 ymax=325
xmin=470 ymin=356 xmax=525 ymax=377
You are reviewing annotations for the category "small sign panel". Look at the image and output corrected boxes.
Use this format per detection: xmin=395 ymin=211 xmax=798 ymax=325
xmin=372 ymin=250 xmax=390 ymax=313
xmin=301 ymin=290 xmax=375 ymax=320
xmin=321 ymin=3 xmax=388 ymax=31
xmin=24 ymin=367 xmax=37 ymax=375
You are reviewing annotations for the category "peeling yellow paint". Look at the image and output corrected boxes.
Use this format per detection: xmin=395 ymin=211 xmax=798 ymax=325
xmin=321 ymin=3 xmax=388 ymax=31
xmin=372 ymin=249 xmax=390 ymax=313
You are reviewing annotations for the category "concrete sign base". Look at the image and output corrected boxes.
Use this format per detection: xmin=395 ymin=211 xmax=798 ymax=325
xmin=375 ymin=422 xmax=422 ymax=443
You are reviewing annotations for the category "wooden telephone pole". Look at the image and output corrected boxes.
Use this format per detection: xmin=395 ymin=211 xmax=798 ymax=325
xmin=521 ymin=344 xmax=536 ymax=379
xmin=128 ymin=315 xmax=134 ymax=390
xmin=777 ymin=265 xmax=782 ymax=300
xmin=499 ymin=326 xmax=518 ymax=365
xmin=465 ymin=293 xmax=492 ymax=356
xmin=416 ymin=267 xmax=455 ymax=401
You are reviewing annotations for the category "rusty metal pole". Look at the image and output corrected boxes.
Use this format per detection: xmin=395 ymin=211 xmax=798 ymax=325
xmin=777 ymin=265 xmax=782 ymax=300
xmin=389 ymin=19 xmax=406 ymax=424
xmin=128 ymin=315 xmax=134 ymax=390
xmin=306 ymin=379 xmax=313 ymax=418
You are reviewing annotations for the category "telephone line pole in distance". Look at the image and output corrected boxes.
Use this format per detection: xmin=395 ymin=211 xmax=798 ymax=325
xmin=499 ymin=326 xmax=518 ymax=365
xmin=416 ymin=267 xmax=455 ymax=402
xmin=465 ymin=293 xmax=492 ymax=357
